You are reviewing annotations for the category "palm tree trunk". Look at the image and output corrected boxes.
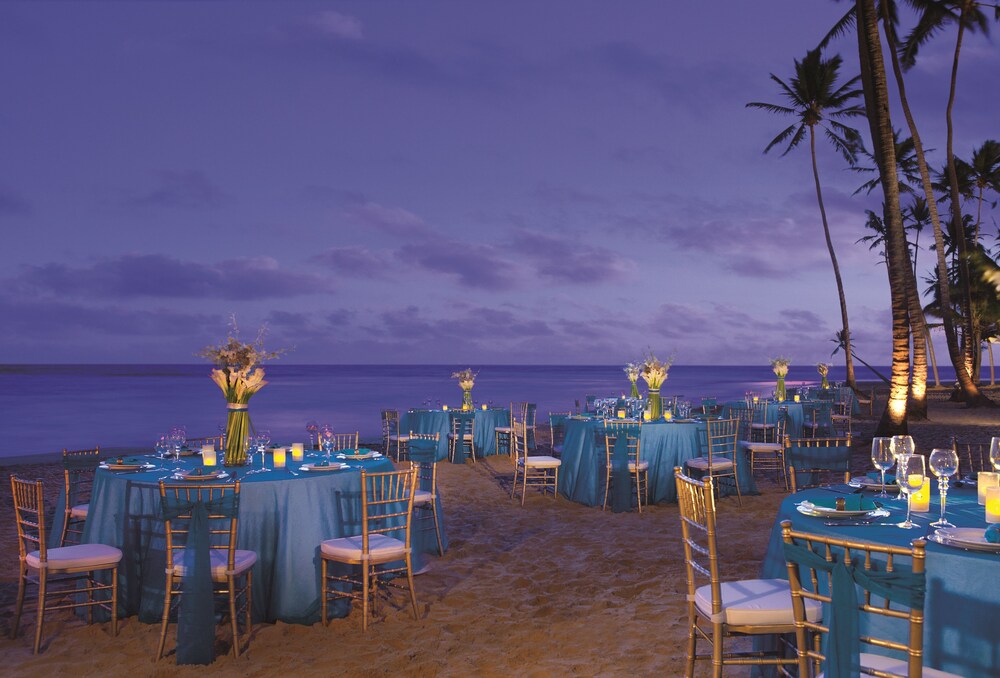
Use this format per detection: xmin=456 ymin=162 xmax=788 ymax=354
xmin=855 ymin=0 xmax=908 ymax=435
xmin=926 ymin=325 xmax=941 ymax=387
xmin=879 ymin=0 xmax=983 ymax=404
xmin=809 ymin=127 xmax=857 ymax=390
xmin=905 ymin=253 xmax=929 ymax=419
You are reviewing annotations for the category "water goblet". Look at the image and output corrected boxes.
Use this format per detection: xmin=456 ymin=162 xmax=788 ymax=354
xmin=319 ymin=424 xmax=334 ymax=463
xmin=257 ymin=429 xmax=271 ymax=470
xmin=870 ymin=437 xmax=894 ymax=498
xmin=306 ymin=421 xmax=319 ymax=450
xmin=929 ymin=447 xmax=959 ymax=528
xmin=155 ymin=435 xmax=170 ymax=459
xmin=170 ymin=426 xmax=186 ymax=464
xmin=990 ymin=437 xmax=1000 ymax=472
xmin=245 ymin=433 xmax=257 ymax=467
xmin=896 ymin=454 xmax=925 ymax=529
xmin=889 ymin=435 xmax=915 ymax=497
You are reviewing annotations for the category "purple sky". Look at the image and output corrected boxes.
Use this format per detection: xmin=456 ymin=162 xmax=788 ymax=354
xmin=2 ymin=1 xmax=997 ymax=365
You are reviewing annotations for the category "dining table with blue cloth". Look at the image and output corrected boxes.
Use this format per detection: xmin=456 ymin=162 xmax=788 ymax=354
xmin=400 ymin=407 xmax=510 ymax=462
xmin=65 ymin=450 xmax=447 ymax=629
xmin=557 ymin=417 xmax=758 ymax=509
xmin=760 ymin=484 xmax=1000 ymax=677
xmin=721 ymin=400 xmax=805 ymax=438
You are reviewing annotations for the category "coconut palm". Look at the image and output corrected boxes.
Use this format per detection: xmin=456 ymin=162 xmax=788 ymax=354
xmin=746 ymin=49 xmax=864 ymax=390
xmin=959 ymin=140 xmax=1000 ymax=243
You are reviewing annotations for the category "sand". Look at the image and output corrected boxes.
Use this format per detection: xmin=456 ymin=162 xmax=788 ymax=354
xmin=1 ymin=388 xmax=998 ymax=677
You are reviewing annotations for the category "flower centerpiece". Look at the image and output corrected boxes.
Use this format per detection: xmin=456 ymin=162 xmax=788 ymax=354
xmin=452 ymin=368 xmax=478 ymax=411
xmin=624 ymin=362 xmax=641 ymax=399
xmin=817 ymin=362 xmax=830 ymax=389
xmin=199 ymin=318 xmax=284 ymax=466
xmin=770 ymin=356 xmax=791 ymax=402
xmin=640 ymin=351 xmax=673 ymax=419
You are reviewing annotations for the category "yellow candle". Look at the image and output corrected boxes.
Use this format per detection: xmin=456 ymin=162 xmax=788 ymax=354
xmin=663 ymin=411 xmax=672 ymax=421
xmin=753 ymin=396 xmax=759 ymax=403
xmin=442 ymin=404 xmax=449 ymax=411
xmin=201 ymin=444 xmax=217 ymax=467
xmin=978 ymin=472 xmax=999 ymax=505
xmin=793 ymin=394 xmax=800 ymax=403
xmin=273 ymin=447 xmax=287 ymax=469
xmin=482 ymin=404 xmax=487 ymax=410
xmin=911 ymin=478 xmax=930 ymax=513
xmin=291 ymin=443 xmax=304 ymax=462
xmin=617 ymin=409 xmax=626 ymax=419
xmin=986 ymin=487 xmax=1000 ymax=522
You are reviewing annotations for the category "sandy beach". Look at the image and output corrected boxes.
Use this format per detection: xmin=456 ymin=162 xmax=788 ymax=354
xmin=1 ymin=389 xmax=998 ymax=677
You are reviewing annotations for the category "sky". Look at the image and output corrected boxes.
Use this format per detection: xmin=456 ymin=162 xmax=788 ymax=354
xmin=1 ymin=1 xmax=997 ymax=366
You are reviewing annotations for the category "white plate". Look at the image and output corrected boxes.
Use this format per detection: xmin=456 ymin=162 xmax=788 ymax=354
xmin=796 ymin=501 xmax=888 ymax=519
xmin=171 ymin=470 xmax=229 ymax=481
xmin=101 ymin=462 xmax=156 ymax=471
xmin=930 ymin=527 xmax=1000 ymax=553
xmin=300 ymin=463 xmax=348 ymax=472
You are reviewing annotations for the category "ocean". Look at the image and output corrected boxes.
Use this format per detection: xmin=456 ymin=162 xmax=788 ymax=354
xmin=0 ymin=363 xmax=950 ymax=462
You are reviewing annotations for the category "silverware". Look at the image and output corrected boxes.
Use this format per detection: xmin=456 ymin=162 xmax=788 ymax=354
xmin=825 ymin=521 xmax=898 ymax=527
xmin=286 ymin=467 xmax=299 ymax=477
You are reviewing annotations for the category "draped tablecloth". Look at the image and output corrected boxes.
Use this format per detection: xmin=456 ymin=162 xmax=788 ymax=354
xmin=70 ymin=451 xmax=446 ymax=626
xmin=400 ymin=408 xmax=510 ymax=462
xmin=722 ymin=400 xmax=805 ymax=438
xmin=760 ymin=485 xmax=1000 ymax=677
xmin=557 ymin=418 xmax=758 ymax=507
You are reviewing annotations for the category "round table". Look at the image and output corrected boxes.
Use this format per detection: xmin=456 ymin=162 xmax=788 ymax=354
xmin=761 ymin=484 xmax=1000 ymax=677
xmin=70 ymin=449 xmax=446 ymax=626
xmin=400 ymin=407 xmax=510 ymax=462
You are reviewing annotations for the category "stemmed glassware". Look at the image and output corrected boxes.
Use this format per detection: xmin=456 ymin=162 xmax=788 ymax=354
xmin=889 ymin=435 xmax=915 ymax=498
xmin=896 ymin=454 xmax=926 ymax=529
xmin=871 ymin=437 xmax=894 ymax=498
xmin=319 ymin=424 xmax=334 ymax=464
xmin=990 ymin=437 xmax=1000 ymax=472
xmin=929 ymin=447 xmax=959 ymax=528
xmin=169 ymin=426 xmax=186 ymax=464
xmin=257 ymin=429 xmax=271 ymax=470
xmin=306 ymin=421 xmax=319 ymax=450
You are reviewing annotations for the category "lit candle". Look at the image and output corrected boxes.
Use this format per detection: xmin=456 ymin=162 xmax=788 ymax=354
xmin=273 ymin=447 xmax=287 ymax=469
xmin=442 ymin=404 xmax=449 ymax=411
xmin=911 ymin=478 xmax=930 ymax=512
xmin=482 ymin=403 xmax=487 ymax=410
xmin=979 ymin=472 xmax=999 ymax=505
xmin=753 ymin=396 xmax=759 ymax=403
xmin=793 ymin=394 xmax=801 ymax=403
xmin=663 ymin=411 xmax=672 ymax=421
xmin=617 ymin=409 xmax=626 ymax=419
xmin=986 ymin=487 xmax=1000 ymax=522
xmin=201 ymin=444 xmax=217 ymax=467
xmin=291 ymin=443 xmax=304 ymax=462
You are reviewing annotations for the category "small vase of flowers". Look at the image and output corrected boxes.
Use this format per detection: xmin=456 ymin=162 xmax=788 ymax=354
xmin=452 ymin=368 xmax=478 ymax=411
xmin=770 ymin=356 xmax=791 ymax=402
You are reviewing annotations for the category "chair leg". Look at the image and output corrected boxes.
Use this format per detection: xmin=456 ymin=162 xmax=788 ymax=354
xmin=111 ymin=566 xmax=119 ymax=637
xmin=510 ymin=464 xmax=518 ymax=500
xmin=712 ymin=620 xmax=724 ymax=677
xmin=520 ymin=467 xmax=528 ymax=506
xmin=245 ymin=570 xmax=253 ymax=648
xmin=405 ymin=555 xmax=419 ymax=621
xmin=157 ymin=574 xmax=174 ymax=659
xmin=33 ymin=571 xmax=46 ymax=654
xmin=431 ymin=502 xmax=444 ymax=556
xmin=321 ymin=559 xmax=328 ymax=626
xmin=229 ymin=575 xmax=240 ymax=658
xmin=12 ymin=566 xmax=26 ymax=640
xmin=685 ymin=605 xmax=697 ymax=677
xmin=361 ymin=564 xmax=370 ymax=632
xmin=602 ymin=468 xmax=611 ymax=511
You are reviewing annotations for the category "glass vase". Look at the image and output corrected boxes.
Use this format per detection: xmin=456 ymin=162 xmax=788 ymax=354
xmin=461 ymin=387 xmax=474 ymax=411
xmin=629 ymin=381 xmax=640 ymax=399
xmin=648 ymin=388 xmax=662 ymax=420
xmin=223 ymin=403 xmax=250 ymax=466
xmin=821 ymin=375 xmax=830 ymax=389
xmin=776 ymin=376 xmax=786 ymax=402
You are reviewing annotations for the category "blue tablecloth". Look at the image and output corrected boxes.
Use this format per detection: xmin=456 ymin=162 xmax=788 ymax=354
xmin=558 ymin=418 xmax=758 ymax=507
xmin=722 ymin=401 xmax=805 ymax=438
xmin=66 ymin=450 xmax=446 ymax=626
xmin=401 ymin=408 xmax=510 ymax=462
xmin=761 ymin=485 xmax=1000 ymax=677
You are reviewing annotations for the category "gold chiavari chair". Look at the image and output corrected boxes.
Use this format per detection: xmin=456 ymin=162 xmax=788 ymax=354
xmin=157 ymin=480 xmax=255 ymax=660
xmin=61 ymin=446 xmax=101 ymax=546
xmin=674 ymin=469 xmax=804 ymax=676
xmin=548 ymin=411 xmax=572 ymax=456
xmin=448 ymin=412 xmax=475 ymax=463
xmin=11 ymin=476 xmax=122 ymax=654
xmin=748 ymin=399 xmax=776 ymax=442
xmin=510 ymin=419 xmax=561 ymax=506
xmin=496 ymin=402 xmax=526 ymax=459
xmin=786 ymin=435 xmax=853 ymax=493
xmin=953 ymin=438 xmax=991 ymax=476
xmin=743 ymin=408 xmax=789 ymax=490
xmin=409 ymin=432 xmax=444 ymax=556
xmin=780 ymin=521 xmax=960 ymax=677
xmin=381 ymin=410 xmax=410 ymax=461
xmin=686 ymin=418 xmax=742 ymax=507
xmin=330 ymin=431 xmax=360 ymax=451
xmin=602 ymin=420 xmax=648 ymax=513
xmin=185 ymin=435 xmax=224 ymax=449
xmin=831 ymin=391 xmax=854 ymax=437
xmin=320 ymin=468 xmax=419 ymax=631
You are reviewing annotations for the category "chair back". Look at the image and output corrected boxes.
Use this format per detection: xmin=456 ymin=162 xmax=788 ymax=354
xmin=159 ymin=481 xmax=241 ymax=574
xmin=673 ymin=469 xmax=722 ymax=617
xmin=408 ymin=451 xmax=438 ymax=495
xmin=780 ymin=520 xmax=927 ymax=678
xmin=63 ymin=447 xmax=100 ymax=522
xmin=449 ymin=412 xmax=474 ymax=438
xmin=407 ymin=431 xmax=440 ymax=463
xmin=524 ymin=403 xmax=537 ymax=428
xmin=602 ymin=421 xmax=641 ymax=470
xmin=953 ymin=438 xmax=990 ymax=476
xmin=186 ymin=435 xmax=223 ymax=449
xmin=512 ymin=419 xmax=530 ymax=462
xmin=548 ymin=412 xmax=572 ymax=448
xmin=11 ymin=477 xmax=48 ymax=566
xmin=361 ymin=469 xmax=417 ymax=554
xmin=700 ymin=397 xmax=718 ymax=414
xmin=786 ymin=435 xmax=852 ymax=492
xmin=330 ymin=432 xmax=360 ymax=451
xmin=705 ymin=418 xmax=738 ymax=466
xmin=509 ymin=402 xmax=528 ymax=427
xmin=748 ymin=400 xmax=769 ymax=427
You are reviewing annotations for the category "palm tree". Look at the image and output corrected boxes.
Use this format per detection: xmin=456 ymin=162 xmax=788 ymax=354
xmin=959 ymin=139 xmax=1000 ymax=243
xmin=746 ymin=49 xmax=865 ymax=390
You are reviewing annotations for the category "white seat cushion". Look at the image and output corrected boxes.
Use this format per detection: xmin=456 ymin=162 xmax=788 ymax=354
xmin=695 ymin=578 xmax=821 ymax=626
xmin=628 ymin=460 xmax=649 ymax=471
xmin=743 ymin=441 xmax=783 ymax=453
xmin=494 ymin=426 xmax=514 ymax=433
xmin=686 ymin=456 xmax=734 ymax=471
xmin=750 ymin=422 xmax=774 ymax=429
xmin=388 ymin=434 xmax=410 ymax=442
xmin=321 ymin=533 xmax=408 ymax=562
xmin=836 ymin=653 xmax=962 ymax=678
xmin=27 ymin=543 xmax=123 ymax=570
xmin=413 ymin=489 xmax=434 ymax=505
xmin=520 ymin=455 xmax=561 ymax=468
xmin=171 ymin=548 xmax=257 ymax=578
xmin=448 ymin=433 xmax=474 ymax=440
xmin=70 ymin=503 xmax=89 ymax=519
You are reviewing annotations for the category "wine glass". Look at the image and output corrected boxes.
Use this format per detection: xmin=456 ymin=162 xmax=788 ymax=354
xmin=319 ymin=424 xmax=334 ymax=463
xmin=306 ymin=421 xmax=319 ymax=450
xmin=155 ymin=435 xmax=170 ymax=459
xmin=929 ymin=447 xmax=959 ymax=528
xmin=257 ymin=429 xmax=271 ymax=469
xmin=170 ymin=426 xmax=186 ymax=464
xmin=889 ymin=435 xmax=915 ymax=498
xmin=871 ymin=437 xmax=894 ymax=498
xmin=896 ymin=454 xmax=926 ymax=529
xmin=245 ymin=433 xmax=258 ymax=467
xmin=990 ymin=437 xmax=1000 ymax=472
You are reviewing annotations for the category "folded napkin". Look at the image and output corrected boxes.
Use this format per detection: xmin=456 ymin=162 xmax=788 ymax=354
xmin=866 ymin=472 xmax=896 ymax=485
xmin=986 ymin=525 xmax=1000 ymax=544
xmin=808 ymin=496 xmax=878 ymax=512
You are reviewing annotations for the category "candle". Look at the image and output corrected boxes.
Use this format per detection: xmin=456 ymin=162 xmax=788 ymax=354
xmin=482 ymin=404 xmax=487 ymax=410
xmin=663 ymin=411 xmax=672 ymax=421
xmin=986 ymin=487 xmax=1000 ymax=523
xmin=617 ymin=409 xmax=626 ymax=419
xmin=753 ymin=396 xmax=759 ymax=403
xmin=793 ymin=394 xmax=800 ymax=403
xmin=273 ymin=447 xmax=287 ymax=469
xmin=979 ymin=472 xmax=999 ymax=505
xmin=442 ymin=404 xmax=449 ymax=411
xmin=291 ymin=443 xmax=304 ymax=462
xmin=911 ymin=478 xmax=930 ymax=512
xmin=201 ymin=444 xmax=217 ymax=467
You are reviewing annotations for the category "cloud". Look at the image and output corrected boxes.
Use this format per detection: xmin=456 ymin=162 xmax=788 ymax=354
xmin=0 ymin=185 xmax=31 ymax=216
xmin=308 ymin=11 xmax=363 ymax=41
xmin=128 ymin=170 xmax=225 ymax=209
xmin=512 ymin=230 xmax=637 ymax=284
xmin=346 ymin=201 xmax=436 ymax=239
xmin=397 ymin=240 xmax=519 ymax=290
xmin=310 ymin=246 xmax=389 ymax=275
xmin=10 ymin=254 xmax=331 ymax=300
